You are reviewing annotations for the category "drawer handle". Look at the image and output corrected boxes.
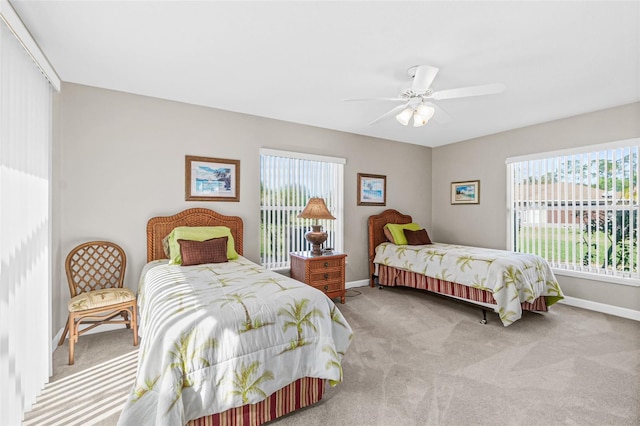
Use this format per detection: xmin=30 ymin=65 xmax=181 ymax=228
xmin=323 ymin=273 xmax=329 ymax=279
xmin=323 ymin=262 xmax=329 ymax=268
xmin=324 ymin=285 xmax=329 ymax=291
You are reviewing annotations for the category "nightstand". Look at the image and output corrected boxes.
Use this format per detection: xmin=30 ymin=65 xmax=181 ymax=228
xmin=289 ymin=251 xmax=347 ymax=304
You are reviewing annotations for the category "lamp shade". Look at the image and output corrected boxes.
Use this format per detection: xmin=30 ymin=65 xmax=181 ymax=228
xmin=413 ymin=104 xmax=435 ymax=127
xmin=395 ymin=107 xmax=414 ymax=126
xmin=297 ymin=197 xmax=335 ymax=220
xmin=298 ymin=198 xmax=334 ymax=256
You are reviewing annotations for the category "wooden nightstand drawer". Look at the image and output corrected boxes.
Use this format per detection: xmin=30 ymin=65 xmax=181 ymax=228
xmin=308 ymin=258 xmax=343 ymax=271
xmin=289 ymin=251 xmax=347 ymax=304
xmin=311 ymin=280 xmax=343 ymax=294
xmin=310 ymin=269 xmax=343 ymax=283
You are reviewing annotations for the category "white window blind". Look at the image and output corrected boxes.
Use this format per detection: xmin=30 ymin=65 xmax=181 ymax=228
xmin=260 ymin=149 xmax=345 ymax=269
xmin=0 ymin=2 xmax=58 ymax=423
xmin=507 ymin=140 xmax=640 ymax=281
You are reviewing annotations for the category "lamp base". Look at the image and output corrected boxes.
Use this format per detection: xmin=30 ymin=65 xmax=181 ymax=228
xmin=305 ymin=225 xmax=327 ymax=256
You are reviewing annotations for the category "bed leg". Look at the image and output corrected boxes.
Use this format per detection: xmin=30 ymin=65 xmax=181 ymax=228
xmin=480 ymin=309 xmax=487 ymax=324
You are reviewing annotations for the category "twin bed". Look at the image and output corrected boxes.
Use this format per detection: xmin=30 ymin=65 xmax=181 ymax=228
xmin=368 ymin=209 xmax=564 ymax=326
xmin=118 ymin=208 xmax=352 ymax=426
xmin=118 ymin=207 xmax=563 ymax=425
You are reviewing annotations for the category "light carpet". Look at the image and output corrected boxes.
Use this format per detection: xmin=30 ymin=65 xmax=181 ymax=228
xmin=23 ymin=286 xmax=640 ymax=425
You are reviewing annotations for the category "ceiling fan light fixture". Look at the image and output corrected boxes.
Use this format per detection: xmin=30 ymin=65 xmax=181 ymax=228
xmin=413 ymin=116 xmax=428 ymax=127
xmin=395 ymin=107 xmax=414 ymax=126
xmin=346 ymin=64 xmax=505 ymax=128
xmin=415 ymin=104 xmax=435 ymax=120
xmin=413 ymin=104 xmax=435 ymax=127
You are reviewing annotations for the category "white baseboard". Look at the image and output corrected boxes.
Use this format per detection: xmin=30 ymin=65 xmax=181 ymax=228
xmin=52 ymin=324 xmax=130 ymax=355
xmin=346 ymin=279 xmax=369 ymax=289
xmin=560 ymin=296 xmax=640 ymax=322
xmin=51 ymin=282 xmax=372 ymax=352
xmin=50 ymin=281 xmax=373 ymax=352
xmin=345 ymin=280 xmax=640 ymax=322
xmin=53 ymin=287 xmax=637 ymax=355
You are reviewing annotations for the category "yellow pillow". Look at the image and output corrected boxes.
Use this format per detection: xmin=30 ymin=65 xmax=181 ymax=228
xmin=168 ymin=226 xmax=239 ymax=264
xmin=383 ymin=223 xmax=422 ymax=245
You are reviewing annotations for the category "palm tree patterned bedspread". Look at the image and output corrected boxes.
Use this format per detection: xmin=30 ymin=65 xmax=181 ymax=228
xmin=373 ymin=242 xmax=564 ymax=326
xmin=118 ymin=257 xmax=353 ymax=426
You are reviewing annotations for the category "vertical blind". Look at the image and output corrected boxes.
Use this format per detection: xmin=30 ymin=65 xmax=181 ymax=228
xmin=0 ymin=6 xmax=57 ymax=424
xmin=507 ymin=140 xmax=639 ymax=280
xmin=260 ymin=149 xmax=345 ymax=269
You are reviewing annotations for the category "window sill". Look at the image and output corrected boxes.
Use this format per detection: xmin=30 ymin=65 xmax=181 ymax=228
xmin=264 ymin=265 xmax=291 ymax=274
xmin=552 ymin=268 xmax=640 ymax=287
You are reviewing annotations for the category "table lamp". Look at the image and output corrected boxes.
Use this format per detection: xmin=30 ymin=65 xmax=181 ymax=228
xmin=297 ymin=197 xmax=335 ymax=256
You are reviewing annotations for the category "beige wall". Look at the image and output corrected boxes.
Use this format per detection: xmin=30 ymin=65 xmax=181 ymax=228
xmin=53 ymin=84 xmax=639 ymax=336
xmin=52 ymin=83 xmax=433 ymax=335
xmin=432 ymin=102 xmax=640 ymax=311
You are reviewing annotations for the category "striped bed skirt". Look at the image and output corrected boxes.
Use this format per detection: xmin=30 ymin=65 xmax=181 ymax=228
xmin=377 ymin=264 xmax=548 ymax=312
xmin=187 ymin=377 xmax=325 ymax=426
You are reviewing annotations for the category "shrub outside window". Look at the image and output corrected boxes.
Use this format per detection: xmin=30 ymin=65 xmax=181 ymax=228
xmin=260 ymin=149 xmax=344 ymax=270
xmin=507 ymin=139 xmax=639 ymax=283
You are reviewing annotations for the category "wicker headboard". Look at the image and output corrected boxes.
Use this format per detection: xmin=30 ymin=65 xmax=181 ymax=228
xmin=367 ymin=209 xmax=413 ymax=286
xmin=146 ymin=208 xmax=244 ymax=262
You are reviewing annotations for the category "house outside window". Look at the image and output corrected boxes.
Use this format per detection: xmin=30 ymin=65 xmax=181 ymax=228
xmin=507 ymin=139 xmax=639 ymax=284
xmin=260 ymin=148 xmax=345 ymax=270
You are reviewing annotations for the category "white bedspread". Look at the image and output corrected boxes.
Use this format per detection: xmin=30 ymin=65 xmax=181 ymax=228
xmin=373 ymin=242 xmax=563 ymax=325
xmin=118 ymin=257 xmax=352 ymax=426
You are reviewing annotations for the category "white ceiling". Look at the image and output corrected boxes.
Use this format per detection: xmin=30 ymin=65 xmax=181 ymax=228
xmin=11 ymin=1 xmax=640 ymax=148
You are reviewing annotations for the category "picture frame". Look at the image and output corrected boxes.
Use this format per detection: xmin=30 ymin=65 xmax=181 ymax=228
xmin=185 ymin=155 xmax=240 ymax=202
xmin=451 ymin=180 xmax=480 ymax=205
xmin=357 ymin=173 xmax=386 ymax=206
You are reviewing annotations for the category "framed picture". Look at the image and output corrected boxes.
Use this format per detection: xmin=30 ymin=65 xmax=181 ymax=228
xmin=451 ymin=180 xmax=480 ymax=205
xmin=185 ymin=155 xmax=240 ymax=202
xmin=357 ymin=173 xmax=386 ymax=206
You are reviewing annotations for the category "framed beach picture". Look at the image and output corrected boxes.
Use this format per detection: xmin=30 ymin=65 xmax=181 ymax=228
xmin=185 ymin=155 xmax=240 ymax=202
xmin=357 ymin=173 xmax=386 ymax=206
xmin=451 ymin=180 xmax=480 ymax=205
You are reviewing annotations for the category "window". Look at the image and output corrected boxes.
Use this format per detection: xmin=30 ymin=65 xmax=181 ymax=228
xmin=0 ymin=4 xmax=60 ymax=424
xmin=507 ymin=139 xmax=639 ymax=283
xmin=260 ymin=149 xmax=345 ymax=269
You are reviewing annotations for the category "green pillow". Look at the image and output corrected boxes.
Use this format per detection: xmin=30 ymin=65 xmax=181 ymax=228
xmin=167 ymin=226 xmax=239 ymax=264
xmin=384 ymin=223 xmax=422 ymax=245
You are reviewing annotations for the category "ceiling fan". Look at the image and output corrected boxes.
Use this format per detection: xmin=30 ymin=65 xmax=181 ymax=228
xmin=346 ymin=65 xmax=505 ymax=127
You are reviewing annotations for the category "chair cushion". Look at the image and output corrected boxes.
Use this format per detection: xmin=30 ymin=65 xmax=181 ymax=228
xmin=68 ymin=288 xmax=136 ymax=312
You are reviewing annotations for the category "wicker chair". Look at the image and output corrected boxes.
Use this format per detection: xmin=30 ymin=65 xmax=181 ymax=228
xmin=58 ymin=241 xmax=139 ymax=364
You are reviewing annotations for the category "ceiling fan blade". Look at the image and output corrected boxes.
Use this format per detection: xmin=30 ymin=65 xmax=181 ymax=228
xmin=424 ymin=102 xmax=453 ymax=124
xmin=343 ymin=97 xmax=406 ymax=102
xmin=368 ymin=103 xmax=409 ymax=126
xmin=411 ymin=65 xmax=439 ymax=92
xmin=430 ymin=83 xmax=506 ymax=100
